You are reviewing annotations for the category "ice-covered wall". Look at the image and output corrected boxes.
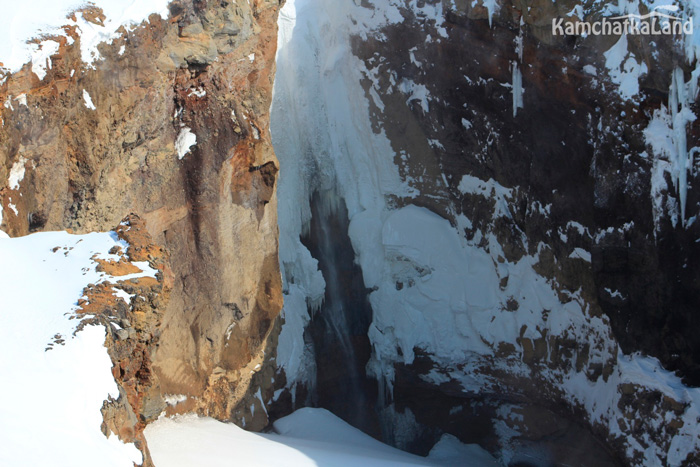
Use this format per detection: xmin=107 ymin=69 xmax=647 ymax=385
xmin=271 ymin=0 xmax=414 ymax=398
xmin=271 ymin=0 xmax=700 ymax=463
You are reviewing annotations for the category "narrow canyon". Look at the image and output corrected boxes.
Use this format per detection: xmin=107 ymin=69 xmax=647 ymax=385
xmin=1 ymin=0 xmax=699 ymax=466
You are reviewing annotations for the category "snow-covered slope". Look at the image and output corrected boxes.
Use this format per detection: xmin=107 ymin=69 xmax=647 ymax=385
xmin=145 ymin=407 xmax=498 ymax=466
xmin=0 ymin=0 xmax=170 ymax=77
xmin=0 ymin=231 xmax=154 ymax=466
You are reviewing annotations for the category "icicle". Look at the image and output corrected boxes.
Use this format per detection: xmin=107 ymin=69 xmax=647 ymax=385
xmin=668 ymin=67 xmax=697 ymax=226
xmin=307 ymin=295 xmax=325 ymax=316
xmin=512 ymin=20 xmax=524 ymax=117
xmin=512 ymin=63 xmax=523 ymax=117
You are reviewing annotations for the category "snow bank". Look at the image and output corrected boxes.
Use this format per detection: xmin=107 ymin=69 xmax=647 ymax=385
xmin=146 ymin=407 xmax=498 ymax=466
xmin=146 ymin=408 xmax=435 ymax=466
xmin=0 ymin=231 xmax=144 ymax=466
xmin=428 ymin=434 xmax=499 ymax=466
xmin=0 ymin=0 xmax=170 ymax=75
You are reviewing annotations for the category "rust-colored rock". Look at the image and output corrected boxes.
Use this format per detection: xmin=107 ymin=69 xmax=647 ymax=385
xmin=0 ymin=0 xmax=283 ymax=439
xmin=72 ymin=214 xmax=171 ymax=466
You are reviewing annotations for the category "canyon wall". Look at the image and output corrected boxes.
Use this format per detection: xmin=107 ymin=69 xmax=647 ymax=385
xmin=0 ymin=0 xmax=284 ymax=454
xmin=3 ymin=0 xmax=700 ymax=465
xmin=271 ymin=0 xmax=700 ymax=465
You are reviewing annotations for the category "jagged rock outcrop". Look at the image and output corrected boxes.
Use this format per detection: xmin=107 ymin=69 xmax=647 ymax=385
xmin=0 ymin=0 xmax=283 ymax=444
xmin=72 ymin=214 xmax=171 ymax=466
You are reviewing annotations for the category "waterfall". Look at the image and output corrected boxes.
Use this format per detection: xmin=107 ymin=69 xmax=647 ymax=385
xmin=302 ymin=187 xmax=377 ymax=436
xmin=270 ymin=0 xmax=410 ymax=432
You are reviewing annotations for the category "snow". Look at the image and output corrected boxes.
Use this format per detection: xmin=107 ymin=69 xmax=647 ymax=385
xmin=398 ymin=78 xmax=431 ymax=113
xmin=0 ymin=230 xmax=144 ymax=466
xmin=8 ymin=156 xmax=27 ymax=190
xmin=604 ymin=288 xmax=625 ymax=299
xmin=163 ymin=394 xmax=188 ymax=406
xmin=112 ymin=288 xmax=133 ymax=304
xmin=561 ymin=349 xmax=700 ymax=465
xmin=603 ymin=34 xmax=648 ymax=100
xmin=145 ymin=409 xmax=430 ymax=466
xmin=188 ymin=86 xmax=206 ymax=98
xmin=362 ymin=206 xmax=610 ymax=399
xmin=428 ymin=434 xmax=499 ymax=466
xmin=583 ymin=64 xmax=597 ymax=76
xmin=83 ymin=89 xmax=96 ymax=110
xmin=175 ymin=127 xmax=197 ymax=159
xmin=569 ymin=247 xmax=591 ymax=262
xmin=0 ymin=0 xmax=170 ymax=74
xmin=458 ymin=174 xmax=514 ymax=218
xmin=31 ymin=40 xmax=59 ymax=80
xmin=147 ymin=407 xmax=496 ymax=466
xmin=566 ymin=221 xmax=590 ymax=237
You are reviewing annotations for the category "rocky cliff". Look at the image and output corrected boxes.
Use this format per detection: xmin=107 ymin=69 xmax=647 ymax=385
xmin=0 ymin=0 xmax=283 ymax=457
xmin=3 ymin=0 xmax=700 ymax=465
xmin=81 ymin=214 xmax=172 ymax=466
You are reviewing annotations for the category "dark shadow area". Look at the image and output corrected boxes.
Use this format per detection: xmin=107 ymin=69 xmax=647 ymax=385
xmin=301 ymin=188 xmax=380 ymax=438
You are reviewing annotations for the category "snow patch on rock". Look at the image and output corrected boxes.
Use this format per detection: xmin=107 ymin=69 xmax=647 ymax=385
xmin=31 ymin=40 xmax=60 ymax=80
xmin=176 ymin=127 xmax=197 ymax=160
xmin=8 ymin=156 xmax=27 ymax=190
xmin=603 ymin=34 xmax=647 ymax=101
xmin=83 ymin=89 xmax=96 ymax=110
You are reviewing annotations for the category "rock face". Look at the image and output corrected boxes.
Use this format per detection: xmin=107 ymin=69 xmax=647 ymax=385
xmin=271 ymin=0 xmax=700 ymax=465
xmin=0 ymin=0 xmax=283 ymax=447
xmin=4 ymin=0 xmax=700 ymax=465
xmin=74 ymin=214 xmax=172 ymax=466
xmin=354 ymin=2 xmax=700 ymax=462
